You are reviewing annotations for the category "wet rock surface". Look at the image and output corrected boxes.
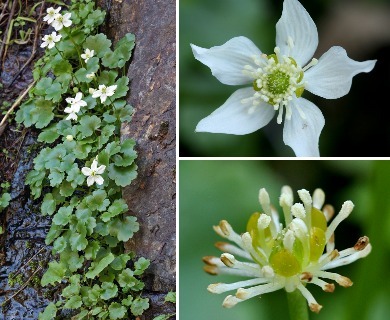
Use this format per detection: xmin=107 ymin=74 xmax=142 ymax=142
xmin=0 ymin=135 xmax=53 ymax=319
xmin=102 ymin=0 xmax=176 ymax=317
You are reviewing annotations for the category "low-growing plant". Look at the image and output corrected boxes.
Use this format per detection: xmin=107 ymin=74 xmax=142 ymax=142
xmin=15 ymin=0 xmax=150 ymax=318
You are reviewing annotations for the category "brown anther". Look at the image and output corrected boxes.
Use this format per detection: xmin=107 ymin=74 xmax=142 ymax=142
xmin=215 ymin=241 xmax=228 ymax=251
xmin=354 ymin=236 xmax=370 ymax=251
xmin=324 ymin=283 xmax=335 ymax=293
xmin=236 ymin=288 xmax=248 ymax=299
xmin=323 ymin=204 xmax=334 ymax=221
xmin=330 ymin=249 xmax=339 ymax=260
xmin=219 ymin=220 xmax=230 ymax=235
xmin=202 ymin=256 xmax=217 ymax=265
xmin=220 ymin=254 xmax=234 ymax=267
xmin=203 ymin=265 xmax=218 ymax=275
xmin=337 ymin=276 xmax=353 ymax=287
xmin=300 ymin=272 xmax=313 ymax=282
xmin=309 ymin=303 xmax=323 ymax=313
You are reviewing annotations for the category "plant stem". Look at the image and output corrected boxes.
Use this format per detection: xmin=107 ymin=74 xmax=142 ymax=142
xmin=287 ymin=290 xmax=309 ymax=320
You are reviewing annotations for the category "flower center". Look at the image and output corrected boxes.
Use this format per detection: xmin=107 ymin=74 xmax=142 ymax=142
xmin=250 ymin=48 xmax=305 ymax=109
xmin=242 ymin=46 xmax=318 ymax=124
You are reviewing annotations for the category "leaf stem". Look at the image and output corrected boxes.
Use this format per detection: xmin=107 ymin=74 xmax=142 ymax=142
xmin=287 ymin=290 xmax=309 ymax=320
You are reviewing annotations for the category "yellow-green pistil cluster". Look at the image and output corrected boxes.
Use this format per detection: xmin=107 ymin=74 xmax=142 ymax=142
xmin=204 ymin=187 xmax=371 ymax=313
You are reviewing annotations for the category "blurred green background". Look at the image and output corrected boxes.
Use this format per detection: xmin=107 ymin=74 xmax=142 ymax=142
xmin=179 ymin=160 xmax=390 ymax=319
xmin=179 ymin=0 xmax=390 ymax=156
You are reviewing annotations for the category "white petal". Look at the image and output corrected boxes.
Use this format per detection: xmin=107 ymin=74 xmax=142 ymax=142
xmin=196 ymin=87 xmax=275 ymax=135
xmin=94 ymin=176 xmax=104 ymax=185
xmin=95 ymin=165 xmax=106 ymax=175
xmin=304 ymin=46 xmax=376 ymax=99
xmin=82 ymin=167 xmax=92 ymax=176
xmin=276 ymin=0 xmax=318 ymax=66
xmin=92 ymin=91 xmax=101 ymax=98
xmin=100 ymin=94 xmax=107 ymax=103
xmin=87 ymin=176 xmax=95 ymax=186
xmin=91 ymin=160 xmax=98 ymax=171
xmin=191 ymin=36 xmax=262 ymax=85
xmin=283 ymin=98 xmax=324 ymax=157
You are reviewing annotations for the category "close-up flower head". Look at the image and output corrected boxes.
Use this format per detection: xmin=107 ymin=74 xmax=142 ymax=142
xmin=204 ymin=186 xmax=371 ymax=313
xmin=190 ymin=0 xmax=377 ymax=156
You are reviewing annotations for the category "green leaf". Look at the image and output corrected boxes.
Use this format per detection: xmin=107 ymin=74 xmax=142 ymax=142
xmin=108 ymin=163 xmax=137 ymax=187
xmin=52 ymin=206 xmax=73 ymax=226
xmin=78 ymin=115 xmax=101 ymax=138
xmin=45 ymin=82 xmax=62 ymax=102
xmin=110 ymin=253 xmax=131 ymax=271
xmin=100 ymin=199 xmax=128 ymax=222
xmin=109 ymin=302 xmax=127 ymax=320
xmin=53 ymin=236 xmax=67 ymax=253
xmin=121 ymin=296 xmax=133 ymax=307
xmin=84 ymin=34 xmax=112 ymax=58
xmin=62 ymin=275 xmax=80 ymax=298
xmin=15 ymin=100 xmax=35 ymax=127
xmin=85 ymin=252 xmax=115 ymax=279
xmin=48 ymin=170 xmax=65 ymax=187
xmin=38 ymin=125 xmax=60 ymax=143
xmin=41 ymin=261 xmax=66 ymax=286
xmin=69 ymin=232 xmax=88 ymax=251
xmin=97 ymin=70 xmax=118 ymax=86
xmin=164 ymin=292 xmax=176 ymax=303
xmin=101 ymin=282 xmax=118 ymax=300
xmin=113 ymin=139 xmax=137 ymax=167
xmin=153 ymin=315 xmax=174 ymax=320
xmin=85 ymin=240 xmax=101 ymax=260
xmin=34 ymin=77 xmax=53 ymax=95
xmin=102 ymin=33 xmax=135 ymax=69
xmin=0 ymin=192 xmax=11 ymax=209
xmin=38 ymin=303 xmax=57 ymax=320
xmin=31 ymin=98 xmax=54 ymax=129
xmin=117 ymin=268 xmax=136 ymax=288
xmin=86 ymin=189 xmax=110 ymax=212
xmin=45 ymin=224 xmax=62 ymax=245
xmin=52 ymin=59 xmax=73 ymax=82
xmin=108 ymin=216 xmax=139 ymax=242
xmin=134 ymin=257 xmax=150 ymax=276
xmin=131 ymin=297 xmax=149 ymax=316
xmin=64 ymin=295 xmax=82 ymax=309
xmin=60 ymin=249 xmax=84 ymax=272
xmin=59 ymin=180 xmax=75 ymax=197
xmin=109 ymin=76 xmax=129 ymax=102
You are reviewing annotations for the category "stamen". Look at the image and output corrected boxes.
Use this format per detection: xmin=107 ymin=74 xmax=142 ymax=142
xmin=291 ymin=203 xmax=306 ymax=219
xmin=322 ymin=243 xmax=372 ymax=270
xmin=323 ymin=204 xmax=335 ymax=222
xmin=213 ymin=220 xmax=243 ymax=248
xmin=280 ymin=186 xmax=293 ymax=225
xmin=222 ymin=295 xmax=242 ymax=308
xmin=296 ymin=283 xmax=323 ymax=313
xmin=325 ymin=201 xmax=354 ymax=242
xmin=283 ymin=230 xmax=295 ymax=252
xmin=298 ymin=189 xmax=312 ymax=228
xmin=241 ymin=232 xmax=267 ymax=266
xmin=259 ymin=188 xmax=272 ymax=216
xmin=258 ymin=214 xmax=271 ymax=229
xmin=236 ymin=282 xmax=284 ymax=300
xmin=302 ymin=58 xmax=318 ymax=72
xmin=313 ymin=189 xmax=325 ymax=209
xmin=277 ymin=104 xmax=284 ymax=124
xmin=215 ymin=242 xmax=252 ymax=260
xmin=314 ymin=271 xmax=353 ymax=287
xmin=208 ymin=278 xmax=270 ymax=294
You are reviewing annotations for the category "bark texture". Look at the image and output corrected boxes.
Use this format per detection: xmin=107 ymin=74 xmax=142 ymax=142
xmin=102 ymin=0 xmax=176 ymax=318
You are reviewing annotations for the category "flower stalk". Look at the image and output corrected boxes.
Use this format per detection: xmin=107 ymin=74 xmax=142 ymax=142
xmin=287 ymin=290 xmax=309 ymax=320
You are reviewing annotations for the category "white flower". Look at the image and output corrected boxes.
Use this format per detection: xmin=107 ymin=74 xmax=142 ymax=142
xmin=64 ymin=92 xmax=87 ymax=121
xmin=81 ymin=48 xmax=95 ymax=63
xmin=52 ymin=12 xmax=72 ymax=31
xmin=66 ymin=135 xmax=74 ymax=141
xmin=86 ymin=72 xmax=96 ymax=80
xmin=91 ymin=84 xmax=117 ymax=103
xmin=204 ymin=186 xmax=371 ymax=313
xmin=40 ymin=32 xmax=62 ymax=49
xmin=81 ymin=160 xmax=106 ymax=186
xmin=43 ymin=7 xmax=61 ymax=24
xmin=191 ymin=0 xmax=376 ymax=157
